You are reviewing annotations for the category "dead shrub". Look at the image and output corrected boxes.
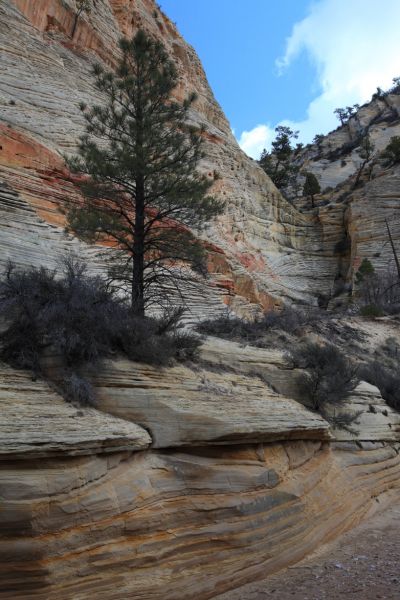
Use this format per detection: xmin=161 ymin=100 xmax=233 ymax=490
xmin=288 ymin=341 xmax=359 ymax=414
xmin=0 ymin=258 xmax=201 ymax=404
xmin=196 ymin=305 xmax=320 ymax=347
xmin=359 ymin=360 xmax=400 ymax=412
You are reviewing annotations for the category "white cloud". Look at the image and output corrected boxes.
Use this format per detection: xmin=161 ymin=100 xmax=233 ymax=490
xmin=238 ymin=124 xmax=274 ymax=159
xmin=239 ymin=0 xmax=400 ymax=157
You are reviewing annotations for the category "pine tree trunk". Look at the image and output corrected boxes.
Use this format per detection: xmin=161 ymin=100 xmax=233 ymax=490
xmin=71 ymin=8 xmax=83 ymax=39
xmin=132 ymin=74 xmax=145 ymax=317
xmin=132 ymin=180 xmax=145 ymax=317
xmin=354 ymin=159 xmax=367 ymax=188
xmin=385 ymin=219 xmax=400 ymax=280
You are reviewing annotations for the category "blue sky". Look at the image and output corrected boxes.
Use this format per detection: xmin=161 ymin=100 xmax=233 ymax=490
xmin=161 ymin=0 xmax=400 ymax=158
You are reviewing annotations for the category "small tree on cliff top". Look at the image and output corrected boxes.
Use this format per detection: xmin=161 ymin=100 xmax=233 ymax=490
xmin=259 ymin=126 xmax=300 ymax=194
xmin=71 ymin=0 xmax=91 ymax=39
xmin=67 ymin=30 xmax=223 ymax=316
xmin=302 ymin=172 xmax=320 ymax=208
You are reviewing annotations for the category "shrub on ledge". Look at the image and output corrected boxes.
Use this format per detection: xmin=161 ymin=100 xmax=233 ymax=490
xmin=196 ymin=305 xmax=318 ymax=347
xmin=359 ymin=361 xmax=400 ymax=413
xmin=0 ymin=258 xmax=201 ymax=404
xmin=288 ymin=341 xmax=358 ymax=413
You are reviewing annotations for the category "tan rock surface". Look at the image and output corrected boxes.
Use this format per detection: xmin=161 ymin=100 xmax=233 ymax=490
xmin=1 ymin=335 xmax=399 ymax=599
xmin=200 ymin=335 xmax=297 ymax=397
xmin=293 ymin=98 xmax=400 ymax=295
xmin=0 ymin=0 xmax=399 ymax=313
xmin=331 ymin=381 xmax=400 ymax=442
xmin=214 ymin=492 xmax=400 ymax=600
xmin=0 ymin=0 xmax=342 ymax=312
xmin=300 ymin=95 xmax=400 ymax=190
xmin=0 ymin=362 xmax=151 ymax=458
xmin=89 ymin=356 xmax=330 ymax=447
xmin=348 ymin=167 xmax=400 ymax=283
xmin=1 ymin=440 xmax=399 ymax=599
xmin=201 ymin=334 xmax=400 ymax=444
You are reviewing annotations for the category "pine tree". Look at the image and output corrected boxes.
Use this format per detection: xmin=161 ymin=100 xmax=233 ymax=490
xmin=259 ymin=125 xmax=299 ymax=192
xmin=71 ymin=0 xmax=91 ymax=39
xmin=354 ymin=133 xmax=375 ymax=187
xmin=302 ymin=172 xmax=320 ymax=208
xmin=67 ymin=30 xmax=223 ymax=316
xmin=334 ymin=107 xmax=348 ymax=126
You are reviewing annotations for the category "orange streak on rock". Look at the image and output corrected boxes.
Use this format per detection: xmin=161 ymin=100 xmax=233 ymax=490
xmin=235 ymin=251 xmax=266 ymax=273
xmin=0 ymin=123 xmax=64 ymax=171
xmin=13 ymin=0 xmax=117 ymax=66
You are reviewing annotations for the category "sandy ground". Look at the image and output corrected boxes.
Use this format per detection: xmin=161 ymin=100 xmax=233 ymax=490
xmin=214 ymin=499 xmax=400 ymax=600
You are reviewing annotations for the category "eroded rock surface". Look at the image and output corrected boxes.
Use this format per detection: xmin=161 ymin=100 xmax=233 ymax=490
xmin=1 ymin=433 xmax=400 ymax=599
xmin=331 ymin=381 xmax=400 ymax=442
xmin=89 ymin=357 xmax=330 ymax=447
xmin=0 ymin=0 xmax=349 ymax=312
xmin=0 ymin=363 xmax=151 ymax=457
xmin=2 ymin=332 xmax=400 ymax=599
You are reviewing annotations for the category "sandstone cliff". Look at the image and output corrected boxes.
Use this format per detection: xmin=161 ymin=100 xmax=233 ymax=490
xmin=287 ymin=93 xmax=400 ymax=303
xmin=2 ymin=2 xmax=399 ymax=313
xmin=0 ymin=0 xmax=348 ymax=314
xmin=1 ymin=2 xmax=400 ymax=599
xmin=2 ymin=336 xmax=400 ymax=599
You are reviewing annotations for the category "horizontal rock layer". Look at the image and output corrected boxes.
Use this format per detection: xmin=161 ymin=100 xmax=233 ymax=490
xmin=0 ymin=363 xmax=151 ymax=458
xmin=1 ymin=440 xmax=399 ymax=599
xmin=1 ymin=329 xmax=400 ymax=599
xmin=201 ymin=334 xmax=400 ymax=443
xmin=89 ymin=357 xmax=331 ymax=447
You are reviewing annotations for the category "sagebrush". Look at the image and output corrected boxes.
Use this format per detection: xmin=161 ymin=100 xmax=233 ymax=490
xmin=288 ymin=341 xmax=359 ymax=415
xmin=196 ymin=305 xmax=318 ymax=347
xmin=0 ymin=258 xmax=201 ymax=404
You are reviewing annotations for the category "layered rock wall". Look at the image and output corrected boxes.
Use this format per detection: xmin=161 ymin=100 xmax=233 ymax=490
xmin=293 ymin=94 xmax=400 ymax=293
xmin=2 ymin=336 xmax=400 ymax=599
xmin=2 ymin=432 xmax=400 ymax=599
xmin=0 ymin=0 xmax=344 ymax=313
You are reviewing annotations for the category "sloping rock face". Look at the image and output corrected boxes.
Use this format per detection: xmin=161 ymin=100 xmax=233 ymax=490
xmin=298 ymin=94 xmax=400 ymax=191
xmin=201 ymin=335 xmax=400 ymax=442
xmin=0 ymin=0 xmax=342 ymax=312
xmin=89 ymin=357 xmax=330 ymax=447
xmin=0 ymin=363 xmax=151 ymax=458
xmin=291 ymin=94 xmax=400 ymax=297
xmin=1 ymin=335 xmax=400 ymax=599
xmin=1 ymin=406 xmax=400 ymax=599
xmin=1 ymin=2 xmax=399 ymax=312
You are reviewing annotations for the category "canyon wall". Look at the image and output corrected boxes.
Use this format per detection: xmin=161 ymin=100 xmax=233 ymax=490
xmin=0 ymin=0 xmax=345 ymax=316
xmin=1 ymin=2 xmax=400 ymax=599
xmin=1 ymin=1 xmax=399 ymax=314
xmin=1 ymin=349 xmax=400 ymax=600
xmin=3 ymin=440 xmax=400 ymax=600
xmin=292 ymin=93 xmax=400 ymax=298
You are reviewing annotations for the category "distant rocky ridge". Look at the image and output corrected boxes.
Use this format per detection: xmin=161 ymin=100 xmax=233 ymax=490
xmin=284 ymin=91 xmax=400 ymax=304
xmin=295 ymin=91 xmax=400 ymax=191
